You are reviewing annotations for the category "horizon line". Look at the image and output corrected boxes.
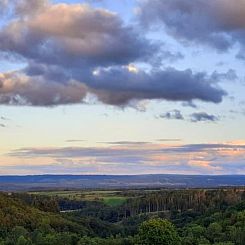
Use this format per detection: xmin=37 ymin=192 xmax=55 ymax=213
xmin=0 ymin=174 xmax=244 ymax=177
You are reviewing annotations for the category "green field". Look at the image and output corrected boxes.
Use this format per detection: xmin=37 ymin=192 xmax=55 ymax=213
xmin=30 ymin=190 xmax=127 ymax=206
xmin=103 ymin=196 xmax=126 ymax=206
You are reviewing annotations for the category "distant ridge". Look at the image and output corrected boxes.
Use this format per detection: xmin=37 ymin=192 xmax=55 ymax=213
xmin=0 ymin=174 xmax=244 ymax=191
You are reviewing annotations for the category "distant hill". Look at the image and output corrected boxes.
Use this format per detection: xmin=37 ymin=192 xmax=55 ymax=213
xmin=0 ymin=174 xmax=244 ymax=191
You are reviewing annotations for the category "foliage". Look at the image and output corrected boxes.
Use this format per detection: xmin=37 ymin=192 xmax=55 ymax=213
xmin=0 ymin=188 xmax=244 ymax=245
xmin=138 ymin=218 xmax=181 ymax=245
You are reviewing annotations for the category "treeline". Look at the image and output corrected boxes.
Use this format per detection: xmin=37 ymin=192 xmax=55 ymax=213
xmin=0 ymin=188 xmax=244 ymax=244
xmin=0 ymin=193 xmax=89 ymax=234
xmin=180 ymin=201 xmax=245 ymax=245
xmin=61 ymin=189 xmax=245 ymax=223
xmin=122 ymin=189 xmax=245 ymax=217
xmin=15 ymin=189 xmax=245 ymax=225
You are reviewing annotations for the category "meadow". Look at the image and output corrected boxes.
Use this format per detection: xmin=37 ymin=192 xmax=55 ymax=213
xmin=29 ymin=190 xmax=128 ymax=207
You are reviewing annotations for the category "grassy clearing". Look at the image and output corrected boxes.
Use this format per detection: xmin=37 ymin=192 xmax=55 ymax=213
xmin=103 ymin=197 xmax=127 ymax=207
xmin=29 ymin=190 xmax=127 ymax=206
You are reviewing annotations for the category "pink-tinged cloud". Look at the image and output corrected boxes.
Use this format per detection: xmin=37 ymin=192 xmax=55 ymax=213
xmin=0 ymin=0 xmax=227 ymax=106
xmin=2 ymin=141 xmax=244 ymax=175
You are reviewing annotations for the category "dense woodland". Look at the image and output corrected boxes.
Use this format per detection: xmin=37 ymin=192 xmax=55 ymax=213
xmin=0 ymin=188 xmax=244 ymax=244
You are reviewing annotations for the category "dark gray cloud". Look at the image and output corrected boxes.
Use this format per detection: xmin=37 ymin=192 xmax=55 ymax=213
xmin=13 ymin=0 xmax=48 ymax=16
xmin=10 ymin=143 xmax=245 ymax=158
xmin=172 ymin=143 xmax=245 ymax=153
xmin=190 ymin=112 xmax=219 ymax=122
xmin=89 ymin=67 xmax=226 ymax=105
xmin=1 ymin=116 xmax=9 ymax=121
xmin=182 ymin=101 xmax=198 ymax=108
xmin=159 ymin=110 xmax=184 ymax=120
xmin=66 ymin=140 xmax=86 ymax=143
xmin=0 ymin=0 xmax=8 ymax=13
xmin=0 ymin=0 xmax=228 ymax=107
xmin=8 ymin=146 xmax=152 ymax=160
xmin=139 ymin=0 xmax=245 ymax=52
xmin=160 ymin=50 xmax=184 ymax=62
xmin=0 ymin=1 xmax=156 ymax=68
xmin=99 ymin=141 xmax=150 ymax=145
xmin=211 ymin=69 xmax=238 ymax=82
xmin=0 ymin=123 xmax=6 ymax=127
xmin=0 ymin=66 xmax=226 ymax=106
xmin=0 ymin=71 xmax=89 ymax=106
xmin=157 ymin=139 xmax=182 ymax=142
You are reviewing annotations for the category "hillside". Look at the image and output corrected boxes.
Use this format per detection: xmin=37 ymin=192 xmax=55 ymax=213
xmin=0 ymin=174 xmax=244 ymax=191
xmin=0 ymin=188 xmax=244 ymax=244
xmin=0 ymin=193 xmax=88 ymax=235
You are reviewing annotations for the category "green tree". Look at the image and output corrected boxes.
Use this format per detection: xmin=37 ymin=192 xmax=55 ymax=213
xmin=213 ymin=242 xmax=234 ymax=245
xmin=138 ymin=218 xmax=181 ymax=245
xmin=16 ymin=236 xmax=32 ymax=245
xmin=206 ymin=222 xmax=222 ymax=242
xmin=5 ymin=226 xmax=29 ymax=245
xmin=198 ymin=237 xmax=211 ymax=245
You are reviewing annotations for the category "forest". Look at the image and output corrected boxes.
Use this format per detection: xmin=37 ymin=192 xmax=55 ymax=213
xmin=0 ymin=188 xmax=244 ymax=245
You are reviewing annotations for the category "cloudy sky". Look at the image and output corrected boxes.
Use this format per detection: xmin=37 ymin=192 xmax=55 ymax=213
xmin=0 ymin=0 xmax=244 ymax=175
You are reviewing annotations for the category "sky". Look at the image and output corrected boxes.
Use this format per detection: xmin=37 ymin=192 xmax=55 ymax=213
xmin=0 ymin=0 xmax=244 ymax=175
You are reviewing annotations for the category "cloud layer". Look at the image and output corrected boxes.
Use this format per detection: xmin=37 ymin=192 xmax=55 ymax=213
xmin=139 ymin=0 xmax=245 ymax=53
xmin=7 ymin=141 xmax=245 ymax=175
xmin=0 ymin=0 xmax=228 ymax=106
xmin=190 ymin=112 xmax=219 ymax=122
xmin=159 ymin=109 xmax=184 ymax=120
